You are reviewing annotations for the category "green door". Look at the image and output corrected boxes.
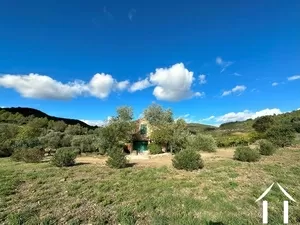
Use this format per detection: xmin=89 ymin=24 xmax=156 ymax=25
xmin=133 ymin=141 xmax=148 ymax=152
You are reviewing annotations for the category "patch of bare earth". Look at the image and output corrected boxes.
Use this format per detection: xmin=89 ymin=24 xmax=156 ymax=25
xmin=75 ymin=148 xmax=235 ymax=168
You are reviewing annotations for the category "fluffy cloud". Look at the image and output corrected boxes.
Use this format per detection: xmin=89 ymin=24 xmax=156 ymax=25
xmin=115 ymin=80 xmax=130 ymax=91
xmin=81 ymin=116 xmax=112 ymax=127
xmin=194 ymin=92 xmax=205 ymax=97
xmin=129 ymin=78 xmax=152 ymax=92
xmin=81 ymin=119 xmax=106 ymax=127
xmin=88 ymin=73 xmax=115 ymax=98
xmin=222 ymin=85 xmax=246 ymax=97
xmin=199 ymin=74 xmax=207 ymax=84
xmin=288 ymin=75 xmax=300 ymax=81
xmin=129 ymin=63 xmax=203 ymax=101
xmin=0 ymin=73 xmax=87 ymax=99
xmin=272 ymin=82 xmax=279 ymax=86
xmin=215 ymin=108 xmax=282 ymax=123
xmin=216 ymin=57 xmax=234 ymax=73
xmin=149 ymin=63 xmax=198 ymax=101
xmin=0 ymin=73 xmax=129 ymax=100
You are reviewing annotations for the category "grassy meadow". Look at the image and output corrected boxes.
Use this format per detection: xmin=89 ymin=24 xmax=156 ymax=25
xmin=1 ymin=148 xmax=300 ymax=225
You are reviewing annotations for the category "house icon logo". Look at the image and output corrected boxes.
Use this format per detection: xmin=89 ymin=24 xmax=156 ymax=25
xmin=256 ymin=183 xmax=296 ymax=224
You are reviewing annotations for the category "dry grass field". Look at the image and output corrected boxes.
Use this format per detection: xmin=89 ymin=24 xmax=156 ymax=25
xmin=1 ymin=148 xmax=300 ymax=224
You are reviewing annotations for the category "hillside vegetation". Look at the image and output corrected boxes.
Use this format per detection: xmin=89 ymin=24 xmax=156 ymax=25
xmin=1 ymin=105 xmax=300 ymax=224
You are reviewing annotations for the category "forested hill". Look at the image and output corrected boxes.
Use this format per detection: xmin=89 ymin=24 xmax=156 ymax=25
xmin=0 ymin=107 xmax=93 ymax=128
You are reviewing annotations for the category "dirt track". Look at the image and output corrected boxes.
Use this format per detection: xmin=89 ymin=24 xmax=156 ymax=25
xmin=76 ymin=148 xmax=235 ymax=168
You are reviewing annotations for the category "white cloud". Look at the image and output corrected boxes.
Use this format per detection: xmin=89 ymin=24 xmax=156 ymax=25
xmin=199 ymin=74 xmax=207 ymax=84
xmin=201 ymin=116 xmax=215 ymax=121
xmin=232 ymin=72 xmax=241 ymax=76
xmin=89 ymin=73 xmax=115 ymax=98
xmin=222 ymin=90 xmax=232 ymax=96
xmin=215 ymin=108 xmax=282 ymax=123
xmin=81 ymin=116 xmax=112 ymax=127
xmin=272 ymin=82 xmax=279 ymax=86
xmin=194 ymin=92 xmax=205 ymax=97
xmin=216 ymin=57 xmax=234 ymax=73
xmin=0 ymin=73 xmax=128 ymax=100
xmin=115 ymin=80 xmax=130 ymax=91
xmin=232 ymin=85 xmax=246 ymax=92
xmin=81 ymin=119 xmax=106 ymax=127
xmin=129 ymin=78 xmax=152 ymax=92
xmin=288 ymin=75 xmax=300 ymax=81
xmin=0 ymin=73 xmax=88 ymax=99
xmin=222 ymin=85 xmax=246 ymax=97
xmin=149 ymin=63 xmax=198 ymax=101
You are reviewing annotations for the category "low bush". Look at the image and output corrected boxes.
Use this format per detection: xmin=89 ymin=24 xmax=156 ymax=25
xmin=172 ymin=149 xmax=204 ymax=171
xmin=0 ymin=140 xmax=14 ymax=157
xmin=106 ymin=148 xmax=128 ymax=169
xmin=188 ymin=134 xmax=217 ymax=152
xmin=258 ymin=139 xmax=276 ymax=156
xmin=11 ymin=148 xmax=44 ymax=163
xmin=51 ymin=147 xmax=77 ymax=167
xmin=265 ymin=125 xmax=296 ymax=147
xmin=234 ymin=146 xmax=261 ymax=162
xmin=216 ymin=135 xmax=250 ymax=148
xmin=148 ymin=143 xmax=162 ymax=154
xmin=0 ymin=148 xmax=13 ymax=157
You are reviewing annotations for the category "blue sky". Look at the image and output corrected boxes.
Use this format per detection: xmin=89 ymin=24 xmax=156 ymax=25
xmin=0 ymin=0 xmax=299 ymax=126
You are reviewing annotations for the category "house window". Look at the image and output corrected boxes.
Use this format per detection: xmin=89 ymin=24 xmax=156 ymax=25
xmin=140 ymin=124 xmax=147 ymax=135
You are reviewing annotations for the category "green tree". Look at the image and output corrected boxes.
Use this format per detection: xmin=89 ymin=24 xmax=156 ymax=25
xmin=61 ymin=134 xmax=72 ymax=147
xmin=291 ymin=117 xmax=300 ymax=133
xmin=71 ymin=135 xmax=96 ymax=154
xmin=169 ymin=119 xmax=189 ymax=153
xmin=116 ymin=106 xmax=133 ymax=121
xmin=187 ymin=133 xmax=217 ymax=152
xmin=99 ymin=106 xmax=135 ymax=154
xmin=0 ymin=124 xmax=19 ymax=157
xmin=48 ymin=120 xmax=67 ymax=132
xmin=106 ymin=147 xmax=128 ymax=168
xmin=265 ymin=125 xmax=296 ymax=147
xmin=65 ymin=124 xmax=84 ymax=135
xmin=252 ymin=116 xmax=275 ymax=133
xmin=143 ymin=103 xmax=173 ymax=126
xmin=39 ymin=131 xmax=62 ymax=149
xmin=150 ymin=123 xmax=172 ymax=148
xmin=27 ymin=117 xmax=49 ymax=129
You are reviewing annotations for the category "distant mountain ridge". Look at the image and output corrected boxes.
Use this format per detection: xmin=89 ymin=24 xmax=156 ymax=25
xmin=0 ymin=107 xmax=94 ymax=128
xmin=0 ymin=107 xmax=215 ymax=130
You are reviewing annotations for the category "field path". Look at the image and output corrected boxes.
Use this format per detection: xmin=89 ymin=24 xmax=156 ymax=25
xmin=76 ymin=148 xmax=235 ymax=167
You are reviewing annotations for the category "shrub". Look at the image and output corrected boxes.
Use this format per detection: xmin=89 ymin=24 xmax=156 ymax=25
xmin=71 ymin=135 xmax=96 ymax=153
xmin=234 ymin=146 xmax=261 ymax=162
xmin=0 ymin=148 xmax=13 ymax=157
xmin=51 ymin=147 xmax=77 ymax=167
xmin=265 ymin=125 xmax=296 ymax=147
xmin=11 ymin=148 xmax=45 ymax=163
xmin=148 ymin=143 xmax=162 ymax=154
xmin=248 ymin=132 xmax=265 ymax=143
xmin=216 ymin=135 xmax=250 ymax=148
xmin=172 ymin=149 xmax=204 ymax=171
xmin=258 ymin=139 xmax=276 ymax=156
xmin=188 ymin=134 xmax=217 ymax=152
xmin=252 ymin=116 xmax=274 ymax=133
xmin=106 ymin=148 xmax=128 ymax=169
xmin=0 ymin=140 xmax=14 ymax=157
